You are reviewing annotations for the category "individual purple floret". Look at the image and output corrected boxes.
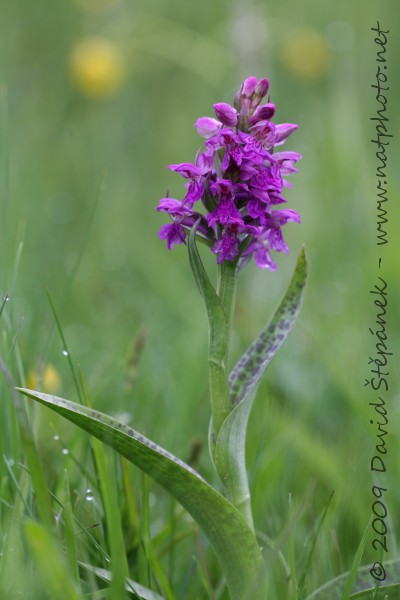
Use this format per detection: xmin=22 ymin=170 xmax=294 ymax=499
xmin=157 ymin=77 xmax=301 ymax=271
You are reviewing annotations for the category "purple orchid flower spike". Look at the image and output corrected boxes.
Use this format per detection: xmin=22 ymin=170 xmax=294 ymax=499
xmin=157 ymin=76 xmax=301 ymax=271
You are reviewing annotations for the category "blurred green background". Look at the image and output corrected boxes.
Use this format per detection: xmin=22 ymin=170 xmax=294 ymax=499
xmin=1 ymin=0 xmax=399 ymax=597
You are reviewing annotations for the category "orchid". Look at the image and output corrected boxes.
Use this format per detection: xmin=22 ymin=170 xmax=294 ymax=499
xmin=19 ymin=77 xmax=307 ymax=600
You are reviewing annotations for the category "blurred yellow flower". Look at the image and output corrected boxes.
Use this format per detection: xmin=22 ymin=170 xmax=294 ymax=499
xmin=280 ymin=28 xmax=332 ymax=81
xmin=69 ymin=37 xmax=124 ymax=98
xmin=26 ymin=364 xmax=62 ymax=394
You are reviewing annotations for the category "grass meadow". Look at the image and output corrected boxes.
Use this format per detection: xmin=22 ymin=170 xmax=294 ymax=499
xmin=0 ymin=0 xmax=399 ymax=598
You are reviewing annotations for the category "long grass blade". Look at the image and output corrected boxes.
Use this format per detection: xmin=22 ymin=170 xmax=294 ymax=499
xmin=24 ymin=520 xmax=81 ymax=600
xmin=340 ymin=519 xmax=372 ymax=600
xmin=64 ymin=470 xmax=81 ymax=590
xmin=0 ymin=361 xmax=53 ymax=527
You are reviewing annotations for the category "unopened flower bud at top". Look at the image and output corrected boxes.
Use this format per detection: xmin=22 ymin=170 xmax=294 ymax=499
xmin=255 ymin=78 xmax=269 ymax=99
xmin=233 ymin=77 xmax=270 ymax=115
xmin=251 ymin=78 xmax=270 ymax=111
xmin=233 ymin=89 xmax=242 ymax=111
xmin=233 ymin=77 xmax=273 ymax=132
xmin=234 ymin=77 xmax=257 ymax=125
xmin=213 ymin=102 xmax=238 ymax=127
xmin=241 ymin=76 xmax=258 ymax=98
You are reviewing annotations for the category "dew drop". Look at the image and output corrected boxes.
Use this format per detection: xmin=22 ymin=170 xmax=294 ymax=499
xmin=62 ymin=349 xmax=69 ymax=357
xmin=62 ymin=448 xmax=69 ymax=455
xmin=4 ymin=295 xmax=10 ymax=302
xmin=85 ymin=488 xmax=94 ymax=502
xmin=53 ymin=434 xmax=60 ymax=441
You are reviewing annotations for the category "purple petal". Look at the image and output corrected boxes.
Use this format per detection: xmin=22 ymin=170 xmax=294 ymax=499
xmin=273 ymin=151 xmax=302 ymax=162
xmin=209 ymin=178 xmax=234 ymax=200
xmin=169 ymin=162 xmax=200 ymax=179
xmin=239 ymin=162 xmax=259 ymax=180
xmin=249 ymin=103 xmax=275 ymax=124
xmin=270 ymin=208 xmax=301 ymax=225
xmin=254 ymin=245 xmax=277 ymax=271
xmin=195 ymin=117 xmax=221 ymax=139
xmin=249 ymin=120 xmax=276 ymax=150
xmin=273 ymin=152 xmax=302 ymax=177
xmin=158 ymin=222 xmax=186 ymax=250
xmin=196 ymin=150 xmax=214 ymax=174
xmin=249 ymin=185 xmax=270 ymax=204
xmin=274 ymin=123 xmax=299 ymax=145
xmin=268 ymin=191 xmax=287 ymax=205
xmin=207 ymin=198 xmax=243 ymax=228
xmin=266 ymin=227 xmax=289 ymax=253
xmin=213 ymin=102 xmax=238 ymax=127
xmin=241 ymin=223 xmax=261 ymax=236
xmin=247 ymin=197 xmax=267 ymax=219
xmin=212 ymin=229 xmax=239 ymax=263
xmin=182 ymin=179 xmax=204 ymax=208
xmin=157 ymin=198 xmax=190 ymax=216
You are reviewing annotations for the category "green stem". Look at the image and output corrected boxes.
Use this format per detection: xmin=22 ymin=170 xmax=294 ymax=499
xmin=208 ymin=260 xmax=254 ymax=529
xmin=208 ymin=351 xmax=230 ymax=437
xmin=208 ymin=260 xmax=237 ymax=436
xmin=217 ymin=260 xmax=238 ymax=335
xmin=187 ymin=228 xmax=256 ymax=534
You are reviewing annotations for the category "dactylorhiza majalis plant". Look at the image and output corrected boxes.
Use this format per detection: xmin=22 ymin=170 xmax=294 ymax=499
xmin=18 ymin=77 xmax=307 ymax=600
xmin=157 ymin=74 xmax=305 ymax=532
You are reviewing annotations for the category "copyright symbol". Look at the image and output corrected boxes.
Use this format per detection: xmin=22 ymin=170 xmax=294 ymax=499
xmin=370 ymin=562 xmax=386 ymax=581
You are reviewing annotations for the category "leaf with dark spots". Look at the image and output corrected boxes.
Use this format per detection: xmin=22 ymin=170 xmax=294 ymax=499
xmin=229 ymin=246 xmax=307 ymax=406
xmin=16 ymin=388 xmax=266 ymax=600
